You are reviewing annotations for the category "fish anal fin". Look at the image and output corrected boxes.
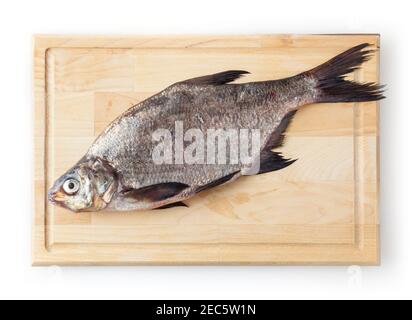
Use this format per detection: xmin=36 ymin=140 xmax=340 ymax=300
xmin=182 ymin=70 xmax=250 ymax=86
xmin=258 ymin=151 xmax=297 ymax=175
xmin=155 ymin=201 xmax=188 ymax=210
xmin=121 ymin=182 xmax=189 ymax=203
xmin=195 ymin=171 xmax=240 ymax=194
xmin=265 ymin=110 xmax=297 ymax=150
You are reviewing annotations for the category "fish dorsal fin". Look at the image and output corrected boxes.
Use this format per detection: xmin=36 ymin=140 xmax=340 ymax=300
xmin=182 ymin=70 xmax=250 ymax=86
xmin=121 ymin=182 xmax=189 ymax=203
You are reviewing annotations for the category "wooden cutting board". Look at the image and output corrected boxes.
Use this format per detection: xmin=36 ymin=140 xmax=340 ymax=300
xmin=33 ymin=34 xmax=380 ymax=265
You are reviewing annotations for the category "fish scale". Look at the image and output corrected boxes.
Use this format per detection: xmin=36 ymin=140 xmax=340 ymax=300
xmin=89 ymin=83 xmax=291 ymax=187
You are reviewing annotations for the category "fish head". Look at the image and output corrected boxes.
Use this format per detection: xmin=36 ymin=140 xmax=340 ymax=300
xmin=47 ymin=157 xmax=118 ymax=212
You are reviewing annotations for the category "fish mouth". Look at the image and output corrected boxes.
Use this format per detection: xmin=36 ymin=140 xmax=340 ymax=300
xmin=47 ymin=190 xmax=65 ymax=205
xmin=47 ymin=190 xmax=56 ymax=204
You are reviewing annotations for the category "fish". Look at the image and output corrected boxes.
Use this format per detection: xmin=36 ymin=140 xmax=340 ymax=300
xmin=48 ymin=43 xmax=384 ymax=212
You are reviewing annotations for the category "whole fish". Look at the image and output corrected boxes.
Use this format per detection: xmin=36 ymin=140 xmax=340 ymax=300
xmin=48 ymin=43 xmax=384 ymax=212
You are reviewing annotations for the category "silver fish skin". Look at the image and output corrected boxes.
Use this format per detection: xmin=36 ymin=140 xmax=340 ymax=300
xmin=48 ymin=43 xmax=384 ymax=212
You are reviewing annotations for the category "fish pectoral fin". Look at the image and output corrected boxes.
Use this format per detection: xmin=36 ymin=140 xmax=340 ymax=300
xmin=195 ymin=171 xmax=240 ymax=194
xmin=257 ymin=151 xmax=297 ymax=175
xmin=155 ymin=201 xmax=188 ymax=210
xmin=102 ymin=180 xmax=117 ymax=204
xmin=121 ymin=182 xmax=190 ymax=203
xmin=181 ymin=70 xmax=250 ymax=86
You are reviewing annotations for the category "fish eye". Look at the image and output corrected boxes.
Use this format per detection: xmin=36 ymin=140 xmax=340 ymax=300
xmin=62 ymin=179 xmax=80 ymax=195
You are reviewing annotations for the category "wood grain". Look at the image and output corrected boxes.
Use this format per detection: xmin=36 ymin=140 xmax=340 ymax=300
xmin=33 ymin=34 xmax=380 ymax=265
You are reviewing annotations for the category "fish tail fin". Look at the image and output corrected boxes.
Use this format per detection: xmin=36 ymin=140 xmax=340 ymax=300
xmin=307 ymin=43 xmax=385 ymax=103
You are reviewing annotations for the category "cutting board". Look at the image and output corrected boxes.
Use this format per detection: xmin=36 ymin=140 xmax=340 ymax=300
xmin=33 ymin=35 xmax=380 ymax=265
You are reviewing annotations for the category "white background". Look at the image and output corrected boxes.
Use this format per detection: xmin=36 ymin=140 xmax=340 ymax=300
xmin=0 ymin=0 xmax=410 ymax=300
